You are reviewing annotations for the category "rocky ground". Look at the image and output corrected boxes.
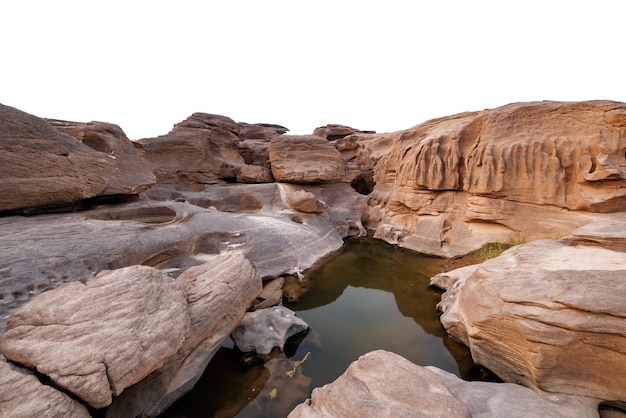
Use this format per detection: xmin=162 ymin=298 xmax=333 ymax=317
xmin=0 ymin=100 xmax=625 ymax=417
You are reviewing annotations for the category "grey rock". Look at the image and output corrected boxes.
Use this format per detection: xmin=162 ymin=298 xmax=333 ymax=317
xmin=0 ymin=357 xmax=91 ymax=418
xmin=106 ymin=252 xmax=262 ymax=417
xmin=232 ymin=306 xmax=309 ymax=355
xmin=0 ymin=265 xmax=189 ymax=408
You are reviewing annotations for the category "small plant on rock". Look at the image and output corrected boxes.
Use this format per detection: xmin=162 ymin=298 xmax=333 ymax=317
xmin=480 ymin=236 xmax=525 ymax=261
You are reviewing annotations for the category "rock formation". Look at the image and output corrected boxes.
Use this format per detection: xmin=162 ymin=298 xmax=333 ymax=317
xmin=0 ymin=104 xmax=154 ymax=213
xmin=430 ymin=216 xmax=626 ymax=401
xmin=288 ymin=350 xmax=601 ymax=418
xmin=231 ymin=306 xmax=309 ymax=355
xmin=0 ymin=265 xmax=190 ymax=408
xmin=1 ymin=99 xmax=625 ymax=417
xmin=352 ymin=100 xmax=626 ymax=256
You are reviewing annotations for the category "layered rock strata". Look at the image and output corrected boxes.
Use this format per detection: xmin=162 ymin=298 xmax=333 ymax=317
xmin=430 ymin=216 xmax=626 ymax=401
xmin=351 ymin=100 xmax=626 ymax=256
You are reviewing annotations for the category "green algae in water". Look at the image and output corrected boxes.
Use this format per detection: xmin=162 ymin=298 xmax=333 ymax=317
xmin=162 ymin=238 xmax=496 ymax=418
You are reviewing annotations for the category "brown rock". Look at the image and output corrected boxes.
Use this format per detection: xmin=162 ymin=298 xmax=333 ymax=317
xmin=432 ymin=236 xmax=626 ymax=400
xmin=288 ymin=350 xmax=471 ymax=418
xmin=286 ymin=188 xmax=328 ymax=213
xmin=237 ymin=164 xmax=274 ymax=183
xmin=136 ymin=113 xmax=245 ymax=190
xmin=106 ymin=253 xmax=262 ymax=417
xmin=0 ymin=265 xmax=190 ymax=408
xmin=269 ymin=135 xmax=347 ymax=183
xmin=0 ymin=358 xmax=91 ymax=417
xmin=0 ymin=104 xmax=154 ymax=212
xmin=358 ymin=100 xmax=626 ymax=256
xmin=312 ymin=124 xmax=375 ymax=140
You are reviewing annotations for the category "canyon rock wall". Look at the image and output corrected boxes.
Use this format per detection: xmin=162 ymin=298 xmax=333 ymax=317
xmin=354 ymin=100 xmax=626 ymax=256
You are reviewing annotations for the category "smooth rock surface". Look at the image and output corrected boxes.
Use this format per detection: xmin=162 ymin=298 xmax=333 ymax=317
xmin=232 ymin=306 xmax=309 ymax=355
xmin=0 ymin=357 xmax=91 ymax=418
xmin=106 ymin=252 xmax=262 ymax=417
xmin=0 ymin=265 xmax=189 ymax=408
xmin=289 ymin=350 xmax=601 ymax=418
xmin=269 ymin=135 xmax=347 ymax=183
xmin=432 ymin=237 xmax=626 ymax=401
xmin=288 ymin=350 xmax=471 ymax=418
xmin=0 ymin=103 xmax=154 ymax=212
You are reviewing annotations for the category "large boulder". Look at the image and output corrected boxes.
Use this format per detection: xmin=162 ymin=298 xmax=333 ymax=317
xmin=136 ymin=113 xmax=245 ymax=190
xmin=0 ymin=265 xmax=189 ymax=408
xmin=288 ymin=350 xmax=600 ymax=418
xmin=0 ymin=358 xmax=91 ymax=417
xmin=269 ymin=135 xmax=347 ymax=183
xmin=106 ymin=252 xmax=262 ymax=417
xmin=0 ymin=104 xmax=154 ymax=212
xmin=431 ymin=220 xmax=626 ymax=401
xmin=352 ymin=100 xmax=626 ymax=256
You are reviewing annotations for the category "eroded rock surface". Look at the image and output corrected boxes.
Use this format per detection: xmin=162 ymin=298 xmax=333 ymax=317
xmin=0 ymin=357 xmax=91 ymax=417
xmin=106 ymin=252 xmax=262 ymax=417
xmin=269 ymin=135 xmax=347 ymax=183
xmin=0 ymin=266 xmax=189 ymax=408
xmin=232 ymin=306 xmax=309 ymax=355
xmin=288 ymin=350 xmax=601 ymax=418
xmin=353 ymin=100 xmax=626 ymax=256
xmin=0 ymin=104 xmax=154 ymax=212
xmin=431 ymin=229 xmax=626 ymax=401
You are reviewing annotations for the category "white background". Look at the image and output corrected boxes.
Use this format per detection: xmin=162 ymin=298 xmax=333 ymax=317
xmin=2 ymin=1 xmax=624 ymax=139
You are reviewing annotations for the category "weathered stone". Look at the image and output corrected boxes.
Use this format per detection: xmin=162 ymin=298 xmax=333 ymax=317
xmin=0 ymin=188 xmax=344 ymax=333
xmin=289 ymin=351 xmax=601 ymax=418
xmin=0 ymin=266 xmax=189 ymax=408
xmin=0 ymin=103 xmax=154 ymax=212
xmin=288 ymin=350 xmax=471 ymax=418
xmin=252 ymin=277 xmax=285 ymax=310
xmin=286 ymin=188 xmax=327 ymax=213
xmin=433 ymin=238 xmax=626 ymax=401
xmin=47 ymin=119 xmax=156 ymax=194
xmin=106 ymin=252 xmax=262 ymax=417
xmin=0 ymin=358 xmax=91 ymax=417
xmin=136 ymin=113 xmax=245 ymax=190
xmin=356 ymin=100 xmax=626 ymax=257
xmin=237 ymin=164 xmax=274 ymax=183
xmin=269 ymin=135 xmax=347 ymax=183
xmin=232 ymin=306 xmax=309 ymax=355
xmin=426 ymin=366 xmax=601 ymax=418
xmin=312 ymin=124 xmax=375 ymax=140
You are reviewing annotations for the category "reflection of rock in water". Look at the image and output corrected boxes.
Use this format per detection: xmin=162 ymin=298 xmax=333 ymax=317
xmin=237 ymin=352 xmax=312 ymax=418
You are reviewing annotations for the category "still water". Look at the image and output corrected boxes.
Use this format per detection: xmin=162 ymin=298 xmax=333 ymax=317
xmin=163 ymin=238 xmax=493 ymax=418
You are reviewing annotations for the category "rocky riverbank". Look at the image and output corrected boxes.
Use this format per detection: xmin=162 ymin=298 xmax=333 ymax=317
xmin=1 ymin=100 xmax=625 ymax=416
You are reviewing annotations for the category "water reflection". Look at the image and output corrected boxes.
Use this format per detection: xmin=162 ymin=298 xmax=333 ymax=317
xmin=162 ymin=238 xmax=496 ymax=418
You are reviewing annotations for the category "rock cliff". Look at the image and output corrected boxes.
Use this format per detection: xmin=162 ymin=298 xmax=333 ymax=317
xmin=0 ymin=100 xmax=625 ymax=417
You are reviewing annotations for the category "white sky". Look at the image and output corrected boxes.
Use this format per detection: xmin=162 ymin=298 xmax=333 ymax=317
xmin=2 ymin=1 xmax=624 ymax=139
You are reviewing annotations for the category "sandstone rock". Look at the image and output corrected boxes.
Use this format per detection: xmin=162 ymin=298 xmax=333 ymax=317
xmin=136 ymin=113 xmax=245 ymax=190
xmin=288 ymin=350 xmax=471 ymax=418
xmin=237 ymin=164 xmax=274 ymax=183
xmin=425 ymin=366 xmax=601 ymax=418
xmin=232 ymin=306 xmax=309 ymax=355
xmin=286 ymin=188 xmax=328 ymax=213
xmin=432 ymin=238 xmax=626 ymax=401
xmin=269 ymin=135 xmax=347 ymax=183
xmin=562 ymin=213 xmax=626 ymax=252
xmin=289 ymin=350 xmax=601 ymax=418
xmin=312 ymin=124 xmax=375 ymax=140
xmin=252 ymin=277 xmax=285 ymax=310
xmin=0 ymin=103 xmax=154 ymax=212
xmin=0 ymin=265 xmax=189 ymax=408
xmin=0 ymin=358 xmax=91 ymax=418
xmin=356 ymin=100 xmax=626 ymax=256
xmin=0 ymin=190 xmax=344 ymax=333
xmin=47 ymin=119 xmax=156 ymax=194
xmin=106 ymin=252 xmax=262 ymax=417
